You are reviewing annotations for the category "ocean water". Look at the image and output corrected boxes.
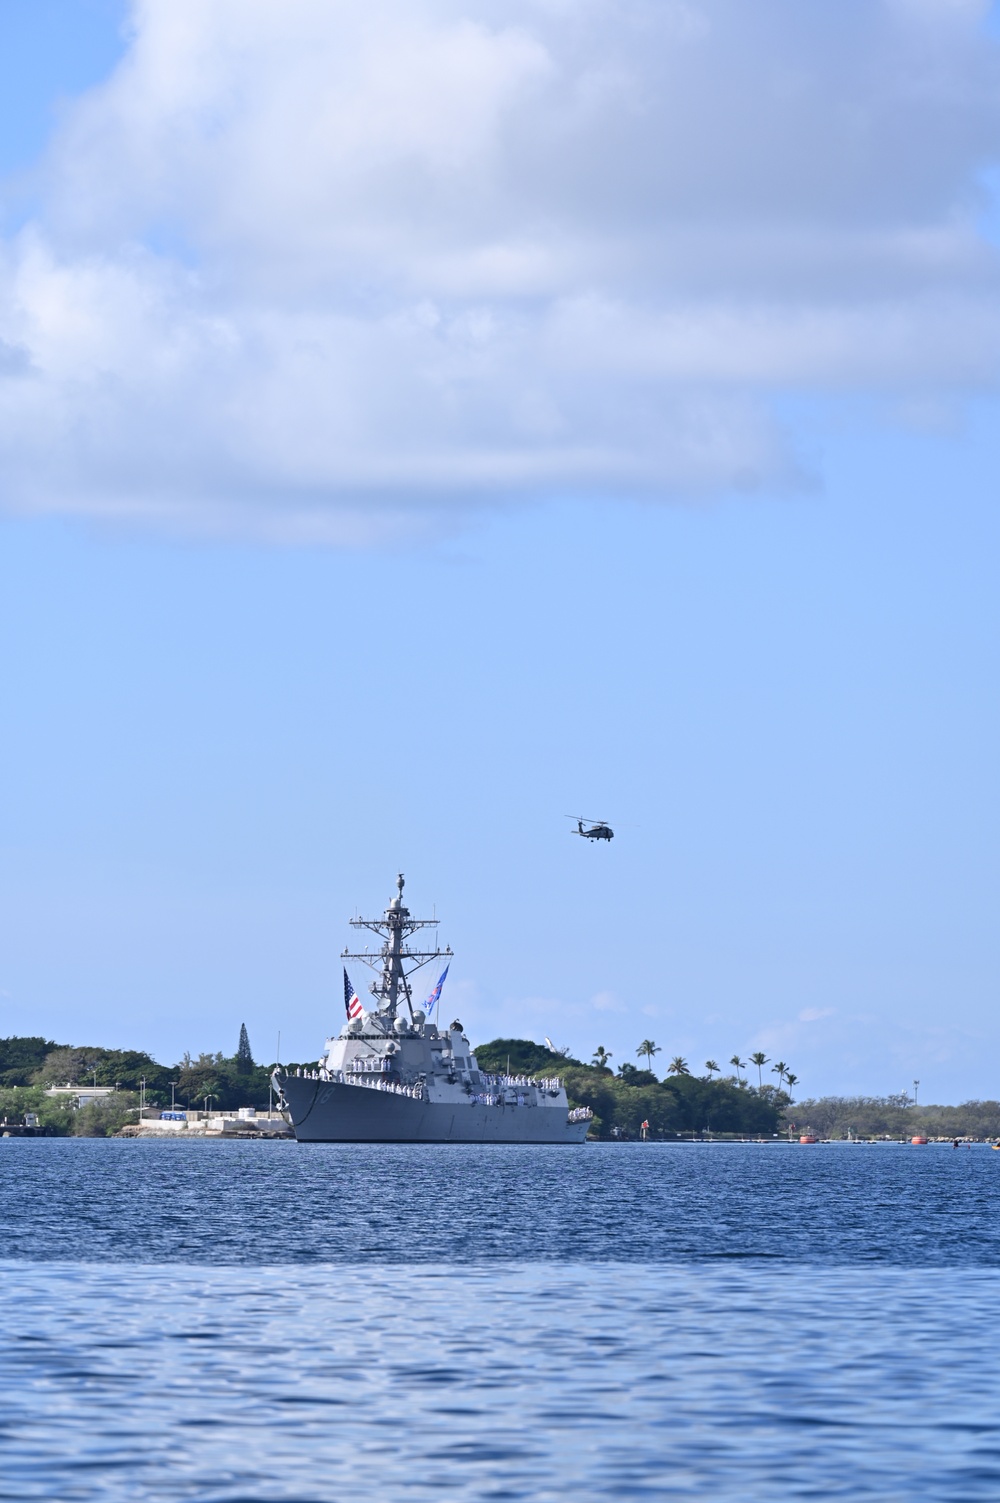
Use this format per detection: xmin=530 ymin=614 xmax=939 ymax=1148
xmin=1 ymin=1141 xmax=998 ymax=1500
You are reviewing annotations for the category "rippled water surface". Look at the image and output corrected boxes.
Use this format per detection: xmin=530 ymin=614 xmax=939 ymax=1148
xmin=1 ymin=1139 xmax=998 ymax=1500
xmin=2 ymin=1137 xmax=998 ymax=1264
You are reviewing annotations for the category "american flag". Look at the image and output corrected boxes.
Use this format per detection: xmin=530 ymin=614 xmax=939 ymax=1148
xmin=343 ymin=968 xmax=363 ymax=1020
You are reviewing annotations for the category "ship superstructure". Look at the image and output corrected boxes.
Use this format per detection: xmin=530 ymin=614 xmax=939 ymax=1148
xmin=274 ymin=875 xmax=591 ymax=1144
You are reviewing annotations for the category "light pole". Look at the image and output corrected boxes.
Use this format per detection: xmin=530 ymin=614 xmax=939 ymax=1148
xmin=913 ymin=1079 xmax=920 ymax=1106
xmin=171 ymin=1081 xmax=178 ymax=1110
xmin=140 ymin=1076 xmax=146 ymax=1118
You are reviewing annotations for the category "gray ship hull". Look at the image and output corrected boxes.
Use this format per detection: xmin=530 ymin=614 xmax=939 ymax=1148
xmin=279 ymin=1075 xmax=589 ymax=1144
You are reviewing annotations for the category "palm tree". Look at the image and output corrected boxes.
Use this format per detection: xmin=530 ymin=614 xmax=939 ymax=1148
xmin=667 ymin=1056 xmax=690 ymax=1076
xmin=592 ymin=1046 xmax=613 ymax=1071
xmin=704 ymin=1060 xmax=720 ymax=1080
xmin=636 ymin=1040 xmax=660 ymax=1070
xmin=784 ymin=1072 xmax=798 ymax=1100
xmin=729 ymin=1054 xmax=746 ymax=1085
xmin=749 ymin=1051 xmax=769 ymax=1090
xmin=771 ymin=1060 xmax=788 ymax=1092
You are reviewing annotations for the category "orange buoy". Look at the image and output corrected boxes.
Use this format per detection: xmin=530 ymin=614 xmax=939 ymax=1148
xmin=911 ymin=1135 xmax=928 ymax=1145
xmin=799 ymin=1134 xmax=818 ymax=1144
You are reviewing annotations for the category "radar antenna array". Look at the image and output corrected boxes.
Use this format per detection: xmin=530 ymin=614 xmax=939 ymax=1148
xmin=341 ymin=872 xmax=453 ymax=1021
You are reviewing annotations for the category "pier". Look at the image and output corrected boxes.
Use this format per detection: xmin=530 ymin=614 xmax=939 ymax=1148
xmin=120 ymin=1108 xmax=292 ymax=1139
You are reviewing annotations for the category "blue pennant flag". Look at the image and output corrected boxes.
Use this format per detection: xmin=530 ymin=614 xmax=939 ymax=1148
xmin=424 ymin=964 xmax=450 ymax=1015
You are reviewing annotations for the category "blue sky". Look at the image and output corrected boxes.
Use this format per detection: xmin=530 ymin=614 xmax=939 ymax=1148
xmin=1 ymin=1 xmax=998 ymax=1101
xmin=0 ymin=1 xmax=126 ymax=179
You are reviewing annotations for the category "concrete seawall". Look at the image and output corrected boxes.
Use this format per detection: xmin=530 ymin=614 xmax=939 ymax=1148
xmin=120 ymin=1110 xmax=292 ymax=1139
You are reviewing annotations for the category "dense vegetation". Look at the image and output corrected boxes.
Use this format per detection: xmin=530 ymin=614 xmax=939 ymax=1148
xmin=0 ymin=1030 xmax=279 ymax=1136
xmin=6 ymin=1031 xmax=990 ymax=1140
xmin=0 ymin=1036 xmax=57 ymax=1088
xmin=473 ymin=1038 xmax=787 ymax=1137
xmin=792 ymin=1096 xmax=1000 ymax=1140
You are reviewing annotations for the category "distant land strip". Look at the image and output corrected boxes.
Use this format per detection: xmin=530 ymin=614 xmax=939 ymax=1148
xmin=1 ymin=1035 xmax=996 ymax=1140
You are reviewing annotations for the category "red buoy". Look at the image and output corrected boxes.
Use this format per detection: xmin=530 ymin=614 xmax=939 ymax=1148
xmin=799 ymin=1134 xmax=818 ymax=1144
xmin=911 ymin=1135 xmax=928 ymax=1145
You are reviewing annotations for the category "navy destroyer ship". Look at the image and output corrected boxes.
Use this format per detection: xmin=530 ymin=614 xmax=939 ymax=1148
xmin=274 ymin=875 xmax=591 ymax=1143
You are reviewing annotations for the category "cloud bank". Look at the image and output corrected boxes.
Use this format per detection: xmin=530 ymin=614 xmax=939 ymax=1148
xmin=1 ymin=0 xmax=999 ymax=540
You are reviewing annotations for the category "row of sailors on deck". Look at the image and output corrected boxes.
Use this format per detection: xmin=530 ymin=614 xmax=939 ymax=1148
xmin=291 ymin=1065 xmax=402 ymax=1082
xmin=354 ymin=1078 xmax=424 ymax=1099
xmin=481 ymin=1073 xmax=562 ymax=1091
xmin=291 ymin=1065 xmax=422 ymax=1098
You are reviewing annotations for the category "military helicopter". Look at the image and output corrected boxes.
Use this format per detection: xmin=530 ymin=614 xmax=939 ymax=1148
xmin=567 ymin=815 xmax=614 ymax=842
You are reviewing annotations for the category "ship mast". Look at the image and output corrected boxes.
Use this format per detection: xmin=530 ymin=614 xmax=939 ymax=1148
xmin=341 ymin=873 xmax=452 ymax=1021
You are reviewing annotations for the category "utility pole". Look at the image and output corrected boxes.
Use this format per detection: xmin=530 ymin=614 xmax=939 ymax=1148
xmin=913 ymin=1079 xmax=920 ymax=1106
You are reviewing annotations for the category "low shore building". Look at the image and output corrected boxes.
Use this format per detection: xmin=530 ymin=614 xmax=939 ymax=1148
xmin=124 ymin=1107 xmax=292 ymax=1138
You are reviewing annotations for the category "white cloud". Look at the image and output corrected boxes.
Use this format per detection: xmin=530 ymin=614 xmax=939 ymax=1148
xmin=591 ymin=990 xmax=626 ymax=1013
xmin=1 ymin=0 xmax=999 ymax=540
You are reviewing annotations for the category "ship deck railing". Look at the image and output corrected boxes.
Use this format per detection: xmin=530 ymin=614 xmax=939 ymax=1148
xmin=349 ymin=1078 xmax=425 ymax=1100
xmin=480 ymin=1073 xmax=562 ymax=1091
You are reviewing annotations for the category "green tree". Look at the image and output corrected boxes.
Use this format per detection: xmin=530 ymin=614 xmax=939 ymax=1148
xmin=749 ymin=1051 xmax=769 ymax=1090
xmin=618 ymin=1062 xmax=659 ymax=1085
xmin=0 ymin=1037 xmax=57 ymax=1087
xmin=236 ymin=1023 xmax=254 ymax=1076
xmin=662 ymin=1072 xmax=783 ymax=1136
xmin=784 ymin=1072 xmax=798 ymax=1100
xmin=704 ymin=1060 xmax=720 ymax=1080
xmin=591 ymin=1046 xmax=613 ymax=1071
xmin=556 ymin=1049 xmax=787 ymax=1140
xmin=0 ymin=1084 xmax=76 ymax=1134
xmin=771 ymin=1060 xmax=788 ymax=1092
xmin=92 ymin=1051 xmax=172 ymax=1094
xmin=33 ymin=1046 xmax=100 ymax=1086
xmin=667 ymin=1056 xmax=690 ymax=1076
xmin=73 ymin=1092 xmax=141 ymax=1137
xmin=473 ymin=1038 xmax=584 ymax=1075
xmin=562 ymin=1068 xmax=683 ymax=1139
xmin=636 ymin=1040 xmax=660 ymax=1070
xmin=729 ymin=1054 xmax=746 ymax=1085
